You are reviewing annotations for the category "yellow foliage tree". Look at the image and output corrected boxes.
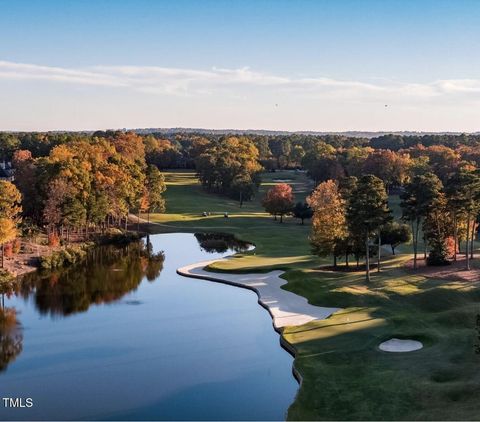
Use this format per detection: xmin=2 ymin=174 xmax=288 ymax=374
xmin=0 ymin=181 xmax=22 ymax=221
xmin=308 ymin=180 xmax=348 ymax=267
xmin=0 ymin=218 xmax=17 ymax=268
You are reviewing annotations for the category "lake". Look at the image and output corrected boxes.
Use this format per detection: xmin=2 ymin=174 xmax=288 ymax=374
xmin=0 ymin=233 xmax=298 ymax=420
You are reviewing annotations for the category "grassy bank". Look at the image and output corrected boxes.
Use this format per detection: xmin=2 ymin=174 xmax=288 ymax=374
xmin=148 ymin=170 xmax=480 ymax=420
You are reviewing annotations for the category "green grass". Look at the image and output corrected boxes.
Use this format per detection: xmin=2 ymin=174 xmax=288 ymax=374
xmin=149 ymin=170 xmax=480 ymax=420
xmin=283 ymin=261 xmax=480 ymax=420
xmin=147 ymin=170 xmax=320 ymax=271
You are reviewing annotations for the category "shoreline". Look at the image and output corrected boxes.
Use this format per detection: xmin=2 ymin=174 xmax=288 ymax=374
xmin=1 ymin=231 xmax=145 ymax=281
xmin=177 ymin=258 xmax=340 ymax=388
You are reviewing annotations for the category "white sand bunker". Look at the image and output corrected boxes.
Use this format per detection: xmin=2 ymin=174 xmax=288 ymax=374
xmin=379 ymin=338 xmax=423 ymax=352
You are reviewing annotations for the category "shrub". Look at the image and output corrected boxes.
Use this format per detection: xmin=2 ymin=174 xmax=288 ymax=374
xmin=0 ymin=269 xmax=15 ymax=291
xmin=40 ymin=246 xmax=88 ymax=270
xmin=445 ymin=236 xmax=456 ymax=258
xmin=48 ymin=233 xmax=60 ymax=247
xmin=427 ymin=240 xmax=450 ymax=266
xmin=3 ymin=242 xmax=13 ymax=258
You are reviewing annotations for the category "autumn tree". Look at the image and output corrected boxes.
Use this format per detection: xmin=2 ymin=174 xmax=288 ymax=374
xmin=0 ymin=219 xmax=16 ymax=268
xmin=145 ymin=137 xmax=182 ymax=169
xmin=362 ymin=150 xmax=411 ymax=190
xmin=408 ymin=145 xmax=461 ymax=183
xmin=308 ymin=180 xmax=347 ymax=267
xmin=0 ymin=181 xmax=22 ymax=222
xmin=0 ymin=181 xmax=22 ymax=267
xmin=184 ymin=137 xmax=210 ymax=167
xmin=262 ymin=183 xmax=294 ymax=223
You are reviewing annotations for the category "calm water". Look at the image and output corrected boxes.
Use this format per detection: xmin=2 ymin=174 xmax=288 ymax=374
xmin=0 ymin=233 xmax=297 ymax=421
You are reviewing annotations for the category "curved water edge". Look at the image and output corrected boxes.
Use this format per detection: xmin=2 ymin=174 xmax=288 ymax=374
xmin=1 ymin=232 xmax=297 ymax=421
xmin=177 ymin=263 xmax=304 ymax=386
xmin=177 ymin=256 xmax=340 ymax=394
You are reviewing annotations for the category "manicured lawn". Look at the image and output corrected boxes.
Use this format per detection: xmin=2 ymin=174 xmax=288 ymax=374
xmin=148 ymin=170 xmax=320 ymax=271
xmin=283 ymin=259 xmax=480 ymax=420
xmin=149 ymin=170 xmax=480 ymax=420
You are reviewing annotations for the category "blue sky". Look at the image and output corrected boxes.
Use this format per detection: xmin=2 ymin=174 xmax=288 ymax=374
xmin=1 ymin=0 xmax=480 ymax=131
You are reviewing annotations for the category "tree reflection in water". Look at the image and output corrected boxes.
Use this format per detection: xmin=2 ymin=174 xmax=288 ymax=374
xmin=0 ymin=306 xmax=22 ymax=373
xmin=0 ymin=239 xmax=164 ymax=373
xmin=194 ymin=232 xmax=251 ymax=254
xmin=17 ymin=239 xmax=165 ymax=317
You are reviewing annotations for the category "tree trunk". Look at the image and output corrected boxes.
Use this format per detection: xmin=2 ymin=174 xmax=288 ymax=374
xmin=391 ymin=245 xmax=396 ymax=255
xmin=412 ymin=220 xmax=419 ymax=270
xmin=466 ymin=214 xmax=471 ymax=270
xmin=377 ymin=233 xmax=381 ymax=273
xmin=239 ymin=191 xmax=243 ymax=207
xmin=345 ymin=252 xmax=349 ymax=267
xmin=280 ymin=214 xmax=283 ymax=223
xmin=471 ymin=222 xmax=476 ymax=260
xmin=333 ymin=254 xmax=337 ymax=268
xmin=301 ymin=218 xmax=304 ymax=225
xmin=365 ymin=232 xmax=370 ymax=282
xmin=453 ymin=213 xmax=458 ymax=262
xmin=423 ymin=234 xmax=427 ymax=260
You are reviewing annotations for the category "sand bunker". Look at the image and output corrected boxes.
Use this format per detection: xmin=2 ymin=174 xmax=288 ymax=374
xmin=379 ymin=338 xmax=423 ymax=352
xmin=177 ymin=259 xmax=339 ymax=329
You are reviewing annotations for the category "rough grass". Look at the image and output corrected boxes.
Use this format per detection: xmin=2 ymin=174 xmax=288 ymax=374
xmin=149 ymin=170 xmax=480 ymax=420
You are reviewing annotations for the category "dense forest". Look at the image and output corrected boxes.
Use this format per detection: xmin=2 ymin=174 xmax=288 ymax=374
xmin=1 ymin=130 xmax=480 ymax=277
xmin=0 ymin=132 xmax=166 ymax=259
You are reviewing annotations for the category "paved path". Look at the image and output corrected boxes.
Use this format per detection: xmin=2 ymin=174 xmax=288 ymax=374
xmin=177 ymin=260 xmax=339 ymax=329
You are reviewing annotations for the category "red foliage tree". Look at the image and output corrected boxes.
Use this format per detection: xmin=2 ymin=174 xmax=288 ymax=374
xmin=262 ymin=183 xmax=294 ymax=223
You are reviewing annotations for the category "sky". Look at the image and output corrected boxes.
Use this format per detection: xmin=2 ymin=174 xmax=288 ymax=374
xmin=1 ymin=0 xmax=480 ymax=132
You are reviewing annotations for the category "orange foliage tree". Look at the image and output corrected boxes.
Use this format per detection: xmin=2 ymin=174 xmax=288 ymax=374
xmin=262 ymin=183 xmax=294 ymax=223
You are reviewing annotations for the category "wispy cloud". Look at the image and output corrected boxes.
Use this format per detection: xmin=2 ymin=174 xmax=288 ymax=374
xmin=1 ymin=60 xmax=480 ymax=103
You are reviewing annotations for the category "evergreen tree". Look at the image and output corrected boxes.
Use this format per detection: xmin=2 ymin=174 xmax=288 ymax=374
xmin=347 ymin=175 xmax=390 ymax=281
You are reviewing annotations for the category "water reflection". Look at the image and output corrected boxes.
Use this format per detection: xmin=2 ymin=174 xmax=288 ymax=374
xmin=194 ymin=232 xmax=252 ymax=254
xmin=18 ymin=239 xmax=165 ymax=317
xmin=0 ymin=307 xmax=22 ymax=373
xmin=0 ymin=233 xmax=297 ymax=421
